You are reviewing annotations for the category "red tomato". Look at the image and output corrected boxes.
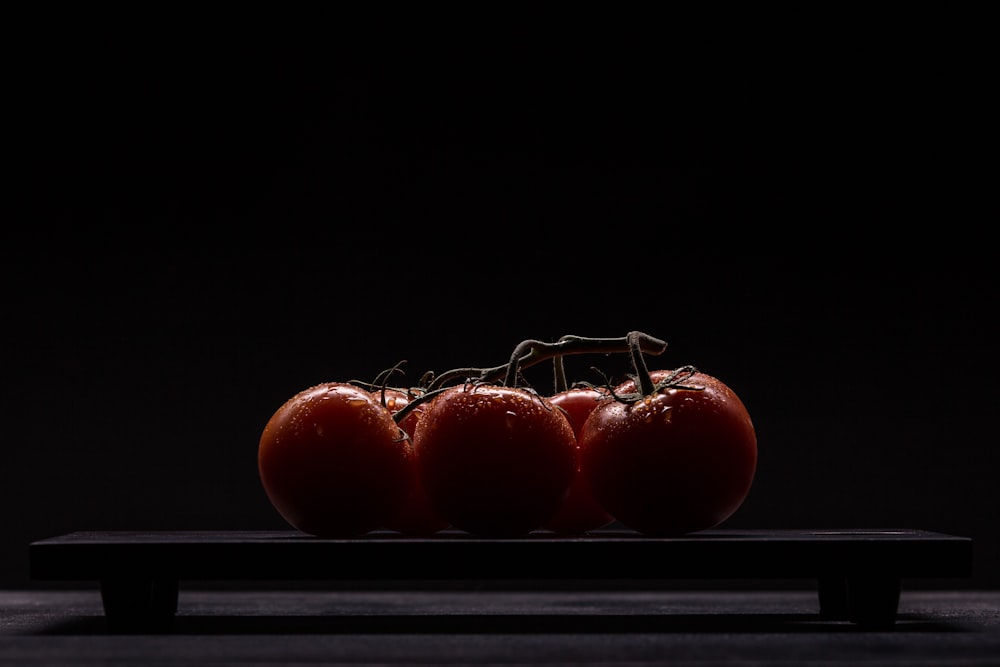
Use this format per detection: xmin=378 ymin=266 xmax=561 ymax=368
xmin=542 ymin=387 xmax=615 ymax=534
xmin=579 ymin=370 xmax=757 ymax=536
xmin=413 ymin=383 xmax=578 ymax=537
xmin=377 ymin=388 xmax=451 ymax=535
xmin=258 ymin=382 xmax=413 ymax=538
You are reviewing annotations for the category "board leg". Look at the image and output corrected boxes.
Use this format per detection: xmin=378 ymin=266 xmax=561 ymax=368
xmin=846 ymin=575 xmax=900 ymax=629
xmin=817 ymin=576 xmax=850 ymax=620
xmin=100 ymin=575 xmax=179 ymax=633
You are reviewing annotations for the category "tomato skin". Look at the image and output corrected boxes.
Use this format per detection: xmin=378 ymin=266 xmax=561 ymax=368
xmin=542 ymin=387 xmax=615 ymax=534
xmin=377 ymin=388 xmax=451 ymax=535
xmin=258 ymin=382 xmax=413 ymax=538
xmin=413 ymin=383 xmax=578 ymax=537
xmin=580 ymin=371 xmax=757 ymax=536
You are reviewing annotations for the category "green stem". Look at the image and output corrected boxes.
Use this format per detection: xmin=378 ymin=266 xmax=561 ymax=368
xmin=627 ymin=330 xmax=657 ymax=396
xmin=552 ymin=353 xmax=569 ymax=394
xmin=393 ymin=331 xmax=668 ymax=424
xmin=502 ymin=332 xmax=667 ymax=388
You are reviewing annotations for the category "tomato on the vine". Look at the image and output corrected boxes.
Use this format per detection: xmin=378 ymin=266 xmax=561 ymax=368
xmin=377 ymin=387 xmax=451 ymax=535
xmin=579 ymin=369 xmax=757 ymax=536
xmin=412 ymin=383 xmax=578 ymax=537
xmin=258 ymin=382 xmax=413 ymax=538
xmin=542 ymin=386 xmax=615 ymax=534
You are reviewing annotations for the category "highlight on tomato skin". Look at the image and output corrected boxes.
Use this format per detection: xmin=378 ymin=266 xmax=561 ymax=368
xmin=579 ymin=370 xmax=758 ymax=537
xmin=257 ymin=382 xmax=413 ymax=538
xmin=412 ymin=383 xmax=579 ymax=538
xmin=542 ymin=386 xmax=616 ymax=534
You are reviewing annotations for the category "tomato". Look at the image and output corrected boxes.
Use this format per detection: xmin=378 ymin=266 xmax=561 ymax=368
xmin=377 ymin=388 xmax=451 ymax=535
xmin=542 ymin=386 xmax=615 ymax=534
xmin=579 ymin=369 xmax=757 ymax=536
xmin=258 ymin=382 xmax=413 ymax=538
xmin=412 ymin=383 xmax=578 ymax=537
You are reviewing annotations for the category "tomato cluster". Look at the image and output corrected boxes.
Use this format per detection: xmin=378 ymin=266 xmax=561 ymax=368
xmin=257 ymin=332 xmax=757 ymax=538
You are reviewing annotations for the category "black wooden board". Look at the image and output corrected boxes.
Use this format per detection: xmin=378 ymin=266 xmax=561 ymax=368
xmin=30 ymin=528 xmax=971 ymax=582
xmin=28 ymin=528 xmax=973 ymax=630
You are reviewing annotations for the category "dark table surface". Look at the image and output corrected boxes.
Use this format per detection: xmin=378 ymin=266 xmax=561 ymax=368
xmin=3 ymin=588 xmax=999 ymax=665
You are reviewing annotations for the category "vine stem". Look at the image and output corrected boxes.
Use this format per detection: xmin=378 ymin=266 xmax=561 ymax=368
xmin=628 ymin=330 xmax=658 ymax=396
xmin=552 ymin=346 xmax=569 ymax=394
xmin=390 ymin=332 xmax=668 ymax=424
xmin=501 ymin=332 xmax=667 ymax=388
xmin=426 ymin=331 xmax=667 ymax=389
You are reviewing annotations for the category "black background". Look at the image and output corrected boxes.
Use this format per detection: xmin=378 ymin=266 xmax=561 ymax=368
xmin=5 ymin=21 xmax=997 ymax=588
